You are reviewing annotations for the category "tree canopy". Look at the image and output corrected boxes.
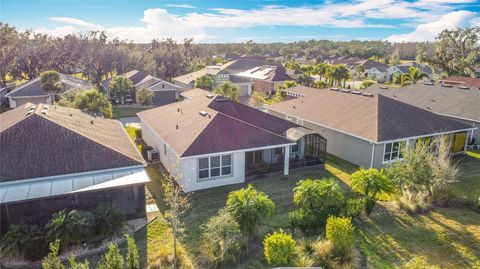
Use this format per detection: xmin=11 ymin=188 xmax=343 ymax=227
xmin=214 ymin=82 xmax=239 ymax=101
xmin=195 ymin=75 xmax=215 ymax=91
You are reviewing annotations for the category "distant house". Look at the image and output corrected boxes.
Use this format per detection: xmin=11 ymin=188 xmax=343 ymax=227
xmin=6 ymin=73 xmax=91 ymax=108
xmin=356 ymin=59 xmax=388 ymax=82
xmin=102 ymin=70 xmax=181 ymax=106
xmin=138 ymin=89 xmax=327 ymax=192
xmin=267 ymin=86 xmax=475 ymax=169
xmin=173 ymin=56 xmax=269 ymax=97
xmin=0 ymin=87 xmax=7 ymax=106
xmin=0 ymin=103 xmax=148 ymax=233
xmin=438 ymin=76 xmax=480 ymax=88
xmin=235 ymin=64 xmax=297 ymax=96
xmin=366 ymin=82 xmax=480 ymax=142
xmin=387 ymin=62 xmax=433 ymax=82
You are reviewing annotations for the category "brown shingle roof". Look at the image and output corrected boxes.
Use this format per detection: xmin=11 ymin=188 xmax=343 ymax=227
xmin=267 ymin=87 xmax=472 ymax=142
xmin=0 ymin=104 xmax=145 ymax=182
xmin=439 ymin=76 xmax=480 ymax=88
xmin=138 ymin=89 xmax=297 ymax=157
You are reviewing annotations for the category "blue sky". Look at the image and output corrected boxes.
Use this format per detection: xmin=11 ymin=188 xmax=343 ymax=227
xmin=1 ymin=0 xmax=479 ymax=43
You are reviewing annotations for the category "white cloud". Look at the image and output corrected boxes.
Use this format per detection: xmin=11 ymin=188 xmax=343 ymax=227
xmin=33 ymin=0 xmax=479 ymax=43
xmin=386 ymin=10 xmax=478 ymax=42
xmin=166 ymin=4 xmax=196 ymax=9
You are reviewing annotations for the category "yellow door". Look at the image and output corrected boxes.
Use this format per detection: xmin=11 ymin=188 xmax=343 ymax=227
xmin=451 ymin=132 xmax=467 ymax=153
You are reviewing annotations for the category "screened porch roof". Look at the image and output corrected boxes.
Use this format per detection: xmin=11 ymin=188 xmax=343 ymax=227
xmin=0 ymin=167 xmax=149 ymax=204
xmin=285 ymin=127 xmax=319 ymax=141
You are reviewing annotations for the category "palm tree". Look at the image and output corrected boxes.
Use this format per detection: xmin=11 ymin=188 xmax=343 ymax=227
xmin=351 ymin=168 xmax=394 ymax=215
xmin=354 ymin=65 xmax=365 ymax=88
xmin=409 ymin=66 xmax=429 ymax=83
xmin=226 ymin=185 xmax=275 ymax=238
xmin=314 ymin=63 xmax=327 ymax=81
xmin=336 ymin=64 xmax=350 ymax=87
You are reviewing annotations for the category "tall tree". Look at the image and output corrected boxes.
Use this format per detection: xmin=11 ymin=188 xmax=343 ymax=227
xmin=195 ymin=75 xmax=215 ymax=91
xmin=40 ymin=70 xmax=64 ymax=104
xmin=163 ymin=174 xmax=190 ymax=269
xmin=74 ymin=89 xmax=113 ymax=118
xmin=14 ymin=31 xmax=55 ymax=80
xmin=0 ymin=23 xmax=18 ymax=86
xmin=418 ymin=26 xmax=480 ymax=77
xmin=109 ymin=76 xmax=133 ymax=104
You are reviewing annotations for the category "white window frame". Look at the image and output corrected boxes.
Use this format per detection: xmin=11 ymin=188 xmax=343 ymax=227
xmin=198 ymin=154 xmax=232 ymax=180
xmin=290 ymin=142 xmax=299 ymax=153
xmin=383 ymin=140 xmax=407 ymax=164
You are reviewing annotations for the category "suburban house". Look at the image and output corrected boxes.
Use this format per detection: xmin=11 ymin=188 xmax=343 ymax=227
xmin=5 ymin=73 xmax=91 ymax=108
xmin=173 ymin=56 xmax=268 ymax=96
xmin=356 ymin=59 xmax=388 ymax=82
xmin=138 ymin=88 xmax=327 ymax=192
xmin=0 ymin=103 xmax=149 ymax=233
xmin=387 ymin=62 xmax=433 ymax=82
xmin=267 ymin=86 xmax=475 ymax=169
xmin=366 ymin=82 xmax=480 ymax=143
xmin=102 ymin=70 xmax=181 ymax=106
xmin=438 ymin=76 xmax=480 ymax=88
xmin=236 ymin=64 xmax=298 ymax=96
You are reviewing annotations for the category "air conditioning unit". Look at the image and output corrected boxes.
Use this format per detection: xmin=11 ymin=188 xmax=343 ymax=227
xmin=147 ymin=149 xmax=159 ymax=162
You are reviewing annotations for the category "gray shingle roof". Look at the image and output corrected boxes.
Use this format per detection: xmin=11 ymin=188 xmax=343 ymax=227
xmin=7 ymin=74 xmax=91 ymax=97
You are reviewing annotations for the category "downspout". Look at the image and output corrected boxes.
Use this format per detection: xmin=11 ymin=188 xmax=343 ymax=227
xmin=370 ymin=143 xmax=375 ymax=168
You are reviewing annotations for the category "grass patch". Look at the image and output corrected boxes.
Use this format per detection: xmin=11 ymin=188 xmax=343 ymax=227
xmin=451 ymin=150 xmax=480 ymax=200
xmin=112 ymin=106 xmax=149 ymax=118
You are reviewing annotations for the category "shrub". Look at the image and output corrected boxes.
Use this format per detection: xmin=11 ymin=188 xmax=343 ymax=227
xmin=137 ymin=87 xmax=154 ymax=105
xmin=68 ymin=255 xmax=90 ymax=269
xmin=295 ymin=237 xmax=334 ymax=268
xmin=97 ymin=243 xmax=124 ymax=269
xmin=292 ymin=178 xmax=345 ymax=232
xmin=342 ymin=198 xmax=367 ymax=218
xmin=326 ymin=216 xmax=355 ymax=257
xmin=200 ymin=209 xmax=244 ymax=266
xmin=126 ymin=236 xmax=140 ymax=269
xmin=226 ymin=185 xmax=275 ymax=238
xmin=94 ymin=205 xmax=126 ymax=238
xmin=44 ymin=210 xmax=94 ymax=249
xmin=263 ymin=229 xmax=296 ymax=266
xmin=134 ymin=128 xmax=142 ymax=139
xmin=359 ymin=80 xmax=374 ymax=89
xmin=351 ymin=168 xmax=394 ymax=215
xmin=42 ymin=240 xmax=65 ymax=269
xmin=1 ymin=224 xmax=47 ymax=261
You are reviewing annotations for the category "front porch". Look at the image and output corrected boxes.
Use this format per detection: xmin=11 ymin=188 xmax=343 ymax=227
xmin=245 ymin=132 xmax=327 ymax=178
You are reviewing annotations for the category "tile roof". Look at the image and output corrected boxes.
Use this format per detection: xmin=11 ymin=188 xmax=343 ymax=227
xmin=138 ymin=89 xmax=297 ymax=157
xmin=6 ymin=74 xmax=91 ymax=97
xmin=439 ymin=76 xmax=480 ymax=88
xmin=267 ymin=87 xmax=472 ymax=142
xmin=101 ymin=70 xmax=170 ymax=90
xmin=0 ymin=104 xmax=145 ymax=182
xmin=366 ymin=83 xmax=480 ymax=123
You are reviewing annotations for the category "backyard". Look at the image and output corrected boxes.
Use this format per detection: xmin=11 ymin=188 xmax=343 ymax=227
xmin=139 ymin=151 xmax=480 ymax=268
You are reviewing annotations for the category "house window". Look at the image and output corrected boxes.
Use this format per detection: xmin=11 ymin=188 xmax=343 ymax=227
xmin=198 ymin=154 xmax=232 ymax=180
xmin=383 ymin=141 xmax=407 ymax=163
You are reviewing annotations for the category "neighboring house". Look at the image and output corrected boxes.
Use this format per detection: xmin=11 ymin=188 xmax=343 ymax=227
xmin=0 ymin=103 xmax=148 ymax=233
xmin=5 ymin=73 xmax=91 ymax=108
xmin=356 ymin=59 xmax=388 ymax=82
xmin=438 ymin=76 xmax=480 ymax=88
xmin=236 ymin=64 xmax=297 ymax=96
xmin=102 ymin=70 xmax=181 ymax=106
xmin=173 ymin=56 xmax=268 ymax=96
xmin=267 ymin=86 xmax=474 ymax=169
xmin=0 ymin=87 xmax=7 ymax=106
xmin=138 ymin=88 xmax=327 ymax=192
xmin=366 ymin=82 xmax=480 ymax=142
xmin=387 ymin=62 xmax=433 ymax=82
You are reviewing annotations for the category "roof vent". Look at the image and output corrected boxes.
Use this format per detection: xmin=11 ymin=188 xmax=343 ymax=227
xmin=206 ymin=94 xmax=214 ymax=98
xmin=441 ymin=84 xmax=452 ymax=88
xmin=380 ymin=86 xmax=388 ymax=89
xmin=424 ymin=81 xmax=434 ymax=85
xmin=458 ymin=85 xmax=470 ymax=90
xmin=216 ymin=97 xmax=228 ymax=102
xmin=361 ymin=93 xmax=373 ymax=97
xmin=40 ymin=109 xmax=48 ymax=115
xmin=340 ymin=89 xmax=350 ymax=93
xmin=70 ymin=113 xmax=73 ymax=117
xmin=351 ymin=91 xmax=361 ymax=95
xmin=90 ymin=120 xmax=94 ymax=124
xmin=330 ymin=87 xmax=339 ymax=91
xmin=176 ymin=125 xmax=179 ymax=129
xmin=42 ymin=104 xmax=49 ymax=110
xmin=26 ymin=111 xmax=34 ymax=116
xmin=199 ymin=111 xmax=208 ymax=116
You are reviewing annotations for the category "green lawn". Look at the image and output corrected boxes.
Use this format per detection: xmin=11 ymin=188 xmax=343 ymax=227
xmin=141 ymin=153 xmax=480 ymax=268
xmin=451 ymin=150 xmax=480 ymax=200
xmin=112 ymin=106 xmax=150 ymax=118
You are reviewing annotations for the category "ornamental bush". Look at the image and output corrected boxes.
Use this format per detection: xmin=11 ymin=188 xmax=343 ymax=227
xmin=263 ymin=229 xmax=296 ymax=266
xmin=1 ymin=224 xmax=47 ymax=261
xmin=93 ymin=205 xmax=126 ymax=238
xmin=325 ymin=216 xmax=355 ymax=257
xmin=44 ymin=209 xmax=94 ymax=249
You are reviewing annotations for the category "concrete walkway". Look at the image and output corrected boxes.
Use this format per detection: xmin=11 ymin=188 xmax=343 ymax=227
xmin=117 ymin=116 xmax=140 ymax=127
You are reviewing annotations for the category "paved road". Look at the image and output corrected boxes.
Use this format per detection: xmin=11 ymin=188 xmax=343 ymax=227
xmin=116 ymin=116 xmax=140 ymax=127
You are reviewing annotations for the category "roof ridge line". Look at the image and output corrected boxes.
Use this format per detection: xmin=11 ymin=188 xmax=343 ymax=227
xmin=39 ymin=110 xmax=144 ymax=165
